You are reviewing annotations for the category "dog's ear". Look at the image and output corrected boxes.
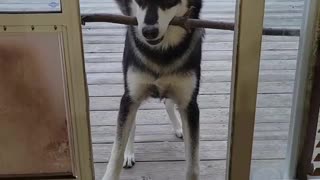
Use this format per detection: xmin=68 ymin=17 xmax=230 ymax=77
xmin=115 ymin=0 xmax=130 ymax=15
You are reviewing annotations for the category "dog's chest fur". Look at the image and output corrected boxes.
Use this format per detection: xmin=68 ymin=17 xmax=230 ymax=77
xmin=120 ymin=0 xmax=203 ymax=107
xmin=127 ymin=67 xmax=196 ymax=107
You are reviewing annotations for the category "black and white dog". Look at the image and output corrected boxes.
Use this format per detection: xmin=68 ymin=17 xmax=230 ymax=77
xmin=102 ymin=0 xmax=203 ymax=179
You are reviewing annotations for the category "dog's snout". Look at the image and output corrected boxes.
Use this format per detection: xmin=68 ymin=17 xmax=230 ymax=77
xmin=142 ymin=26 xmax=159 ymax=40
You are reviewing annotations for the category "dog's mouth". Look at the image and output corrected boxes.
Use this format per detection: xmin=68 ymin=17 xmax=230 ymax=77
xmin=146 ymin=36 xmax=164 ymax=45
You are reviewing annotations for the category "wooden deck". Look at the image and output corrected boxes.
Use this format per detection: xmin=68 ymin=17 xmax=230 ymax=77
xmin=82 ymin=0 xmax=302 ymax=179
xmin=0 ymin=0 xmax=305 ymax=179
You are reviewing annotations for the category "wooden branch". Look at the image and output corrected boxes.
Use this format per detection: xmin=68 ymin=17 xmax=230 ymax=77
xmin=81 ymin=13 xmax=300 ymax=37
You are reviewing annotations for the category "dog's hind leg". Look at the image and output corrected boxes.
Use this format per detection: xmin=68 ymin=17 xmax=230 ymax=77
xmin=178 ymin=100 xmax=200 ymax=180
xmin=165 ymin=99 xmax=183 ymax=138
xmin=123 ymin=122 xmax=136 ymax=168
xmin=102 ymin=93 xmax=139 ymax=180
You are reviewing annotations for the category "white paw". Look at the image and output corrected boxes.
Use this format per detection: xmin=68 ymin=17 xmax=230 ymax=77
xmin=175 ymin=128 xmax=183 ymax=139
xmin=123 ymin=153 xmax=135 ymax=169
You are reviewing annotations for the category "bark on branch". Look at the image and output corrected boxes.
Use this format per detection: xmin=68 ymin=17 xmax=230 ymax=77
xmin=81 ymin=13 xmax=300 ymax=37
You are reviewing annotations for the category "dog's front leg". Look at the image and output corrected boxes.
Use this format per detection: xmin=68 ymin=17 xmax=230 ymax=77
xmin=123 ymin=122 xmax=136 ymax=168
xmin=179 ymin=100 xmax=200 ymax=180
xmin=165 ymin=99 xmax=183 ymax=138
xmin=102 ymin=93 xmax=139 ymax=180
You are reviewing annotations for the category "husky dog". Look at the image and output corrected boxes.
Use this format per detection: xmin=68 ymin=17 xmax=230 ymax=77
xmin=102 ymin=0 xmax=203 ymax=179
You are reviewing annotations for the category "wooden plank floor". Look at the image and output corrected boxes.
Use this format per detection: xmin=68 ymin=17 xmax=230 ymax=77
xmin=81 ymin=0 xmax=302 ymax=179
xmin=0 ymin=0 xmax=304 ymax=179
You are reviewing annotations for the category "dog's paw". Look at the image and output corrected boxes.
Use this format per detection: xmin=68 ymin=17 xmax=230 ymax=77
xmin=175 ymin=128 xmax=183 ymax=139
xmin=123 ymin=153 xmax=135 ymax=169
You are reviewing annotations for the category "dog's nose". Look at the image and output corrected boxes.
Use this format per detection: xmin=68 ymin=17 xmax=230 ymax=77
xmin=142 ymin=26 xmax=159 ymax=40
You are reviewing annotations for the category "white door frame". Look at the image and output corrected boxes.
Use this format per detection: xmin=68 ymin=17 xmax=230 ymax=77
xmin=284 ymin=0 xmax=320 ymax=179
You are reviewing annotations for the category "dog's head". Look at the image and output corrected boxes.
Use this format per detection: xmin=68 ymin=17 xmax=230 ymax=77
xmin=130 ymin=0 xmax=190 ymax=46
